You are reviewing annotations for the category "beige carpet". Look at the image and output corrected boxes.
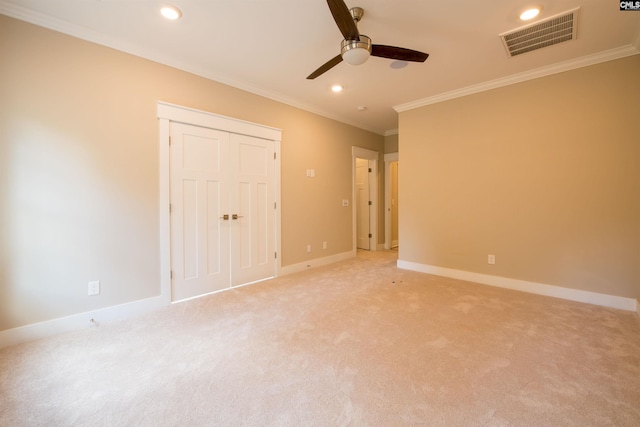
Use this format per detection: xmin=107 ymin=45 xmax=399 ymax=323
xmin=1 ymin=250 xmax=639 ymax=426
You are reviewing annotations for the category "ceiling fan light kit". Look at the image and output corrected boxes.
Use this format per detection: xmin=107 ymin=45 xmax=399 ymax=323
xmin=307 ymin=0 xmax=429 ymax=79
xmin=341 ymin=35 xmax=371 ymax=65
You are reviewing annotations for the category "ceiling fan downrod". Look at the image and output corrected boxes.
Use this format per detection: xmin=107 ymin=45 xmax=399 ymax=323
xmin=341 ymin=7 xmax=370 ymax=65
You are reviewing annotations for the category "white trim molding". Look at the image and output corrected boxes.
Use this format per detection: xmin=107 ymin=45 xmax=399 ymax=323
xmin=0 ymin=1 xmax=383 ymax=135
xmin=0 ymin=296 xmax=165 ymax=349
xmin=394 ymin=45 xmax=640 ymax=113
xmin=279 ymin=251 xmax=355 ymax=276
xmin=157 ymin=101 xmax=283 ymax=303
xmin=157 ymin=102 xmax=281 ymax=140
xmin=384 ymin=152 xmax=399 ymax=250
xmin=397 ymin=260 xmax=638 ymax=312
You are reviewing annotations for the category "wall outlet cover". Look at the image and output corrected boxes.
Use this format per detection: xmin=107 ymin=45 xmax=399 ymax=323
xmin=88 ymin=280 xmax=100 ymax=296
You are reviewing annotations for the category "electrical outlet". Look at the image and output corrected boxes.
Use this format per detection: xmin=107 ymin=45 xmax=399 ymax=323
xmin=88 ymin=280 xmax=100 ymax=296
xmin=323 ymin=241 xmax=327 ymax=249
xmin=488 ymin=254 xmax=496 ymax=265
xmin=307 ymin=245 xmax=311 ymax=253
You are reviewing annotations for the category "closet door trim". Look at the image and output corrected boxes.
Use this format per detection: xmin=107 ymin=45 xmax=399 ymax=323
xmin=157 ymin=101 xmax=282 ymax=304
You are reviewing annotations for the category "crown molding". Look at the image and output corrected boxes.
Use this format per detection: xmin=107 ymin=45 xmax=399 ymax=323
xmin=394 ymin=45 xmax=640 ymax=113
xmin=3 ymin=0 xmax=636 ymax=135
xmin=0 ymin=1 xmax=386 ymax=136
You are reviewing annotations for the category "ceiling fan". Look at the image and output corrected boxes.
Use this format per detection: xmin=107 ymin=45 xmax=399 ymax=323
xmin=307 ymin=0 xmax=429 ymax=79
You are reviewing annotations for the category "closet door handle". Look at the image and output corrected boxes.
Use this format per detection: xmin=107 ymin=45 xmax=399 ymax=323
xmin=220 ymin=214 xmax=229 ymax=220
xmin=232 ymin=214 xmax=243 ymax=220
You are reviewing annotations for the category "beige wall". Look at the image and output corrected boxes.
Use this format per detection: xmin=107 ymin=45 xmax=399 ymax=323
xmin=385 ymin=133 xmax=399 ymax=154
xmin=0 ymin=16 xmax=384 ymax=330
xmin=399 ymin=55 xmax=640 ymax=299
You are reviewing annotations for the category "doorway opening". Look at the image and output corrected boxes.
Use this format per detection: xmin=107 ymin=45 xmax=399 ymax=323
xmin=352 ymin=146 xmax=378 ymax=252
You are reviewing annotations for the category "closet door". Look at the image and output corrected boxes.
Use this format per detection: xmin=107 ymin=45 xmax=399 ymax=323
xmin=170 ymin=123 xmax=231 ymax=301
xmin=229 ymin=133 xmax=276 ymax=286
xmin=170 ymin=123 xmax=276 ymax=301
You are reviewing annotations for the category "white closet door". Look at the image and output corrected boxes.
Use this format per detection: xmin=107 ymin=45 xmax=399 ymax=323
xmin=170 ymin=123 xmax=231 ymax=301
xmin=230 ymin=133 xmax=275 ymax=286
xmin=170 ymin=123 xmax=276 ymax=301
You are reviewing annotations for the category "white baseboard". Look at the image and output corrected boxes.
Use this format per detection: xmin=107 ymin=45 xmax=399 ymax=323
xmin=397 ymin=260 xmax=638 ymax=312
xmin=0 ymin=295 xmax=166 ymax=349
xmin=280 ymin=251 xmax=355 ymax=276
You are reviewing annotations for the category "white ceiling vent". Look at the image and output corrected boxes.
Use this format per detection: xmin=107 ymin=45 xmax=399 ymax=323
xmin=500 ymin=7 xmax=579 ymax=58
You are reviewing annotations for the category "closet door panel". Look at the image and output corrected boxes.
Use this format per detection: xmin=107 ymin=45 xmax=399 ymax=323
xmin=230 ymin=133 xmax=275 ymax=287
xmin=170 ymin=123 xmax=231 ymax=301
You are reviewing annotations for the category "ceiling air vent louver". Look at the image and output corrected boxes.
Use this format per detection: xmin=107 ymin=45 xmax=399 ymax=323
xmin=500 ymin=7 xmax=579 ymax=58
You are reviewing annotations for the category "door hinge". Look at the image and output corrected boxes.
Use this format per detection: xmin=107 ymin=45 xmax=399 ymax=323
xmin=170 ymin=270 xmax=173 ymax=279
xmin=169 ymin=204 xmax=172 ymax=213
xmin=274 ymin=152 xmax=276 ymax=160
xmin=274 ymin=202 xmax=277 ymax=209
xmin=368 ymin=168 xmax=372 ymax=173
xmin=274 ymin=252 xmax=277 ymax=259
xmin=368 ymin=233 xmax=372 ymax=238
xmin=368 ymin=201 xmax=372 ymax=206
xmin=169 ymin=135 xmax=172 ymax=146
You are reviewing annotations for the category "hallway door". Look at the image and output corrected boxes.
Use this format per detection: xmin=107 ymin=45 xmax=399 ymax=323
xmin=356 ymin=158 xmax=371 ymax=250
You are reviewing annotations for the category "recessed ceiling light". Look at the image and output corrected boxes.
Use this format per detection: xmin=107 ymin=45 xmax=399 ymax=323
xmin=520 ymin=7 xmax=542 ymax=21
xmin=331 ymin=85 xmax=343 ymax=93
xmin=161 ymin=5 xmax=182 ymax=20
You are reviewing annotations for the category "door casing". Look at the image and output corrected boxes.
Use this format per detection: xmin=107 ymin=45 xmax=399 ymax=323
xmin=384 ymin=152 xmax=399 ymax=250
xmin=352 ymin=146 xmax=378 ymax=252
xmin=157 ymin=101 xmax=282 ymax=304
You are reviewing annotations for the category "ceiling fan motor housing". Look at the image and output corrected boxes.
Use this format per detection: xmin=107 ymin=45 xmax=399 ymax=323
xmin=306 ymin=0 xmax=428 ymax=78
xmin=341 ymin=35 xmax=371 ymax=65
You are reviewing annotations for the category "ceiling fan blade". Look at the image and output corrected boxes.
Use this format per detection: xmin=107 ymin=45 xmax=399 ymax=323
xmin=327 ymin=0 xmax=360 ymax=40
xmin=371 ymin=45 xmax=429 ymax=62
xmin=307 ymin=55 xmax=344 ymax=80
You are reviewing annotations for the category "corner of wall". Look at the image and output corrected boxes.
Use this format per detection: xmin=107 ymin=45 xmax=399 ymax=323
xmin=279 ymin=251 xmax=355 ymax=276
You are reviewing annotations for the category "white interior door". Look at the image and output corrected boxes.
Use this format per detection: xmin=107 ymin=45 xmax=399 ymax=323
xmin=230 ymin=133 xmax=275 ymax=286
xmin=356 ymin=158 xmax=371 ymax=250
xmin=170 ymin=123 xmax=276 ymax=301
xmin=170 ymin=123 xmax=230 ymax=301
